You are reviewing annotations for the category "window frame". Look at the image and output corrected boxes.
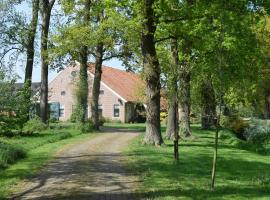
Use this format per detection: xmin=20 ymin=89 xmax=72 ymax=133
xmin=113 ymin=104 xmax=120 ymax=117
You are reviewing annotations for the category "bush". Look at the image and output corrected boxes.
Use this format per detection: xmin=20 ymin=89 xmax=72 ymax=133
xmin=47 ymin=132 xmax=72 ymax=143
xmin=245 ymin=120 xmax=270 ymax=146
xmin=0 ymin=121 xmax=13 ymax=137
xmin=220 ymin=115 xmax=249 ymax=140
xmin=78 ymin=120 xmax=94 ymax=133
xmin=49 ymin=118 xmax=59 ymax=124
xmin=22 ymin=117 xmax=47 ymax=134
xmin=0 ymin=142 xmax=26 ymax=169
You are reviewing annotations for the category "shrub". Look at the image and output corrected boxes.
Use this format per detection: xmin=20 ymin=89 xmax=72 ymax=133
xmin=22 ymin=117 xmax=47 ymax=134
xmin=49 ymin=118 xmax=59 ymax=124
xmin=0 ymin=142 xmax=26 ymax=169
xmin=245 ymin=120 xmax=270 ymax=146
xmin=0 ymin=121 xmax=14 ymax=137
xmin=47 ymin=132 xmax=72 ymax=143
xmin=78 ymin=120 xmax=94 ymax=133
xmin=220 ymin=115 xmax=249 ymax=140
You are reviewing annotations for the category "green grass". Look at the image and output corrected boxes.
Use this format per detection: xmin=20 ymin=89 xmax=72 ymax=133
xmin=104 ymin=122 xmax=167 ymax=132
xmin=0 ymin=124 xmax=97 ymax=199
xmin=104 ymin=122 xmax=147 ymax=131
xmin=124 ymin=124 xmax=270 ymax=200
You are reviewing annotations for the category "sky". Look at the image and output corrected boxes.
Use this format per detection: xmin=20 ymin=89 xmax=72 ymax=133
xmin=12 ymin=2 xmax=125 ymax=83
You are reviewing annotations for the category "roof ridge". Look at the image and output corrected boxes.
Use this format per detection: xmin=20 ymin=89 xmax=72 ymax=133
xmin=87 ymin=62 xmax=135 ymax=74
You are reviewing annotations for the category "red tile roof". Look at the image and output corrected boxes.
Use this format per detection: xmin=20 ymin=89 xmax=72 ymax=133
xmin=88 ymin=64 xmax=144 ymax=102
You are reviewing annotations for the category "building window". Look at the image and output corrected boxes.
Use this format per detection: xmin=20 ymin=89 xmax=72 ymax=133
xmin=98 ymin=104 xmax=103 ymax=116
xmin=113 ymin=104 xmax=120 ymax=117
xmin=60 ymin=104 xmax=65 ymax=117
xmin=100 ymin=90 xmax=104 ymax=95
xmin=61 ymin=91 xmax=66 ymax=96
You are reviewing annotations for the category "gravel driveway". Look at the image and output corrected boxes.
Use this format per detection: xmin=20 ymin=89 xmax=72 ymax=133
xmin=11 ymin=127 xmax=140 ymax=200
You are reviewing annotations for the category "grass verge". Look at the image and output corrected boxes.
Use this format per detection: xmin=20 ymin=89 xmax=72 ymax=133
xmin=0 ymin=126 xmax=97 ymax=200
xmin=124 ymin=124 xmax=270 ymax=200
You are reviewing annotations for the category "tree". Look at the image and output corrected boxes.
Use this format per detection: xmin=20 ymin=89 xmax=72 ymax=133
xmin=0 ymin=0 xmax=39 ymax=122
xmin=201 ymin=77 xmax=216 ymax=130
xmin=168 ymin=37 xmax=179 ymax=160
xmin=0 ymin=2 xmax=25 ymax=68
xmin=75 ymin=0 xmax=91 ymax=124
xmin=141 ymin=0 xmax=163 ymax=145
xmin=155 ymin=0 xmax=194 ymax=137
xmin=53 ymin=1 xmax=132 ymax=127
xmin=24 ymin=0 xmax=39 ymax=84
xmin=23 ymin=0 xmax=39 ymax=121
xmin=40 ymin=0 xmax=55 ymax=123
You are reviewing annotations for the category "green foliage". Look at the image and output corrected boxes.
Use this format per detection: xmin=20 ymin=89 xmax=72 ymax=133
xmin=78 ymin=120 xmax=94 ymax=133
xmin=22 ymin=117 xmax=47 ymax=134
xmin=220 ymin=115 xmax=250 ymax=140
xmin=0 ymin=69 xmax=34 ymax=134
xmin=0 ymin=142 xmax=26 ymax=169
xmin=47 ymin=132 xmax=72 ymax=143
xmin=70 ymin=104 xmax=85 ymax=123
xmin=48 ymin=118 xmax=59 ymax=124
xmin=0 ymin=121 xmax=11 ymax=136
xmin=245 ymin=120 xmax=270 ymax=146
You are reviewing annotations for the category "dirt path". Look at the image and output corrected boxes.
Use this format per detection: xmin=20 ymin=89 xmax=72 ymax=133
xmin=11 ymin=128 xmax=140 ymax=200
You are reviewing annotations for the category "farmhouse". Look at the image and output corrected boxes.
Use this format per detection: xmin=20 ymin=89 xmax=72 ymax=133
xmin=48 ymin=63 xmax=145 ymax=123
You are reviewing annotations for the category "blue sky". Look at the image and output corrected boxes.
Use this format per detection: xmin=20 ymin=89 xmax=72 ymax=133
xmin=13 ymin=2 xmax=125 ymax=83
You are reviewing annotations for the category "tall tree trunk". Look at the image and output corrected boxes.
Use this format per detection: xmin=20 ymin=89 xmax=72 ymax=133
xmin=178 ymin=67 xmax=191 ymax=137
xmin=166 ymin=101 xmax=178 ymax=140
xmin=24 ymin=0 xmax=39 ymax=84
xmin=76 ymin=0 xmax=91 ymax=123
xmin=77 ymin=47 xmax=89 ymax=123
xmin=201 ymin=77 xmax=216 ymax=130
xmin=166 ymin=38 xmax=179 ymax=141
xmin=141 ymin=0 xmax=163 ymax=146
xmin=178 ymin=39 xmax=192 ymax=137
xmin=40 ymin=0 xmax=55 ymax=123
xmin=91 ymin=43 xmax=103 ymax=130
xmin=23 ymin=0 xmax=39 ymax=121
xmin=169 ymin=37 xmax=180 ymax=160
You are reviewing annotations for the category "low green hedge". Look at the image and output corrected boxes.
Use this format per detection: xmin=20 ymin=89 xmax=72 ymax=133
xmin=0 ymin=142 xmax=26 ymax=169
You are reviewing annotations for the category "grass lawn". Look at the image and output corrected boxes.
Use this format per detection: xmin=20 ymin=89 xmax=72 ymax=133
xmin=0 ymin=124 xmax=97 ymax=200
xmin=104 ymin=122 xmax=147 ymax=131
xmin=123 ymin=124 xmax=270 ymax=200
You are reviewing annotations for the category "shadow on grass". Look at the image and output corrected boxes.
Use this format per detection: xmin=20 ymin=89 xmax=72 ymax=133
xmin=12 ymin=151 xmax=267 ymax=200
xmin=7 ymin=186 xmax=270 ymax=200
